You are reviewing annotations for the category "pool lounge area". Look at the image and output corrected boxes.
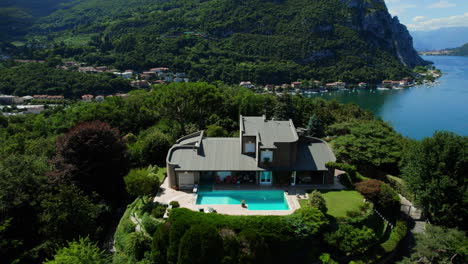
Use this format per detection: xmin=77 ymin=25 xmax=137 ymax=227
xmin=153 ymin=173 xmax=345 ymax=216
xmin=196 ymin=189 xmax=290 ymax=210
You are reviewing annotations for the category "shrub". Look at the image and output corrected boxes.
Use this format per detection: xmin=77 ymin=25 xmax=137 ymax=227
xmin=326 ymin=162 xmax=368 ymax=188
xmin=285 ymin=207 xmax=329 ymax=239
xmin=123 ymin=232 xmax=151 ymax=261
xmin=238 ymin=229 xmax=270 ymax=264
xmin=345 ymin=202 xmax=374 ymax=226
xmin=114 ymin=209 xmax=136 ymax=251
xmin=44 ymin=237 xmax=109 ymax=264
xmin=355 ymin=180 xmax=400 ymax=218
xmin=377 ymin=183 xmax=400 ymax=217
xmin=308 ymin=190 xmax=327 ymax=213
xmin=177 ymin=224 xmax=223 ymax=264
xmin=129 ymin=128 xmax=172 ymax=166
xmin=124 ymin=166 xmax=160 ymax=197
xmin=152 ymin=223 xmax=170 ymax=264
xmin=141 ymin=215 xmax=162 ymax=235
xmin=385 ymin=175 xmax=413 ymax=200
xmin=164 ymin=208 xmax=329 ymax=263
xmin=205 ymin=124 xmax=228 ymax=137
xmin=355 ymin=179 xmax=382 ymax=201
xmin=325 ymin=224 xmax=377 ymax=255
xmin=380 ymin=220 xmax=407 ymax=253
xmin=151 ymin=204 xmax=167 ymax=218
xmin=170 ymin=201 xmax=180 ymax=208
xmin=319 ymin=253 xmax=338 ymax=264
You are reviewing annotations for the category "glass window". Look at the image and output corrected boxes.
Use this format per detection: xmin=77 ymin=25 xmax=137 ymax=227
xmin=245 ymin=142 xmax=256 ymax=153
xmin=261 ymin=150 xmax=273 ymax=162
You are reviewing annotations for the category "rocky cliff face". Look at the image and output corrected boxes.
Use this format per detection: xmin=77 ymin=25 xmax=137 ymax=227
xmin=341 ymin=0 xmax=429 ymax=67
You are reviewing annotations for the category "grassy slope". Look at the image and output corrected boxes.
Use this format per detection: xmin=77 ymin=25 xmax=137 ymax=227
xmin=299 ymin=190 xmax=364 ymax=218
xmin=322 ymin=190 xmax=364 ymax=218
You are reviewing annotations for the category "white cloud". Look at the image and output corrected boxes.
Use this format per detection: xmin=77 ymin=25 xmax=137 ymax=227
xmin=408 ymin=12 xmax=468 ymax=31
xmin=413 ymin=16 xmax=426 ymax=22
xmin=428 ymin=0 xmax=456 ymax=9
xmin=388 ymin=3 xmax=417 ymax=17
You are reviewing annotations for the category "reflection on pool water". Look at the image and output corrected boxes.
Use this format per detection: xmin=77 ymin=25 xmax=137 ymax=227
xmin=196 ymin=190 xmax=289 ymax=210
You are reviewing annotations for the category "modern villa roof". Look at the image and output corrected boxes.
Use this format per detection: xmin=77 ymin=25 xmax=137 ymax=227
xmin=241 ymin=116 xmax=299 ymax=148
xmin=167 ymin=135 xmax=335 ymax=172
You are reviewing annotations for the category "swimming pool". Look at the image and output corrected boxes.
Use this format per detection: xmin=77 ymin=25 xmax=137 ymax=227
xmin=196 ymin=190 xmax=289 ymax=210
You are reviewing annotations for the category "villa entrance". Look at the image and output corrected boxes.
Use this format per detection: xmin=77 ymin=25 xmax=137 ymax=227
xmin=259 ymin=171 xmax=272 ymax=185
xmin=200 ymin=171 xmax=257 ymax=185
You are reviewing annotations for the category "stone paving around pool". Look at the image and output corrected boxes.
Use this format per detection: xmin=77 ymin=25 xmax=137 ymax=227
xmin=154 ymin=172 xmax=345 ymax=216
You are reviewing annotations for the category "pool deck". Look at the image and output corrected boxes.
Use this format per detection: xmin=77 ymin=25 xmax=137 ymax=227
xmin=153 ymin=171 xmax=345 ymax=216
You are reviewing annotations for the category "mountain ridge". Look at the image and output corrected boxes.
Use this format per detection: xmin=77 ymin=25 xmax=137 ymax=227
xmin=411 ymin=27 xmax=468 ymax=51
xmin=11 ymin=0 xmax=428 ymax=84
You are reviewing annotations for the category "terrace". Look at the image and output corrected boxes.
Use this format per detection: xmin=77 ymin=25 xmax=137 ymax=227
xmin=154 ymin=170 xmax=345 ymax=216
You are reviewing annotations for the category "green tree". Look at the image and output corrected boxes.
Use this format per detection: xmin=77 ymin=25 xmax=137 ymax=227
xmin=129 ymin=127 xmax=173 ymax=166
xmin=398 ymin=225 xmax=467 ymax=264
xmin=156 ymin=83 xmax=223 ymax=134
xmin=355 ymin=179 xmax=400 ymax=217
xmin=177 ymin=224 xmax=223 ymax=264
xmin=328 ymin=120 xmax=403 ymax=177
xmin=237 ymin=229 xmax=270 ymax=264
xmin=274 ymin=94 xmax=295 ymax=120
xmin=0 ymin=154 xmax=50 ymax=263
xmin=39 ymin=185 xmax=104 ymax=243
xmin=306 ymin=115 xmax=324 ymax=137
xmin=205 ymin=124 xmax=228 ymax=137
xmin=400 ymin=131 xmax=467 ymax=229
xmin=124 ymin=166 xmax=160 ymax=198
xmin=325 ymin=224 xmax=377 ymax=256
xmin=44 ymin=237 xmax=109 ymax=264
xmin=152 ymin=223 xmax=170 ymax=263
xmin=308 ymin=190 xmax=327 ymax=213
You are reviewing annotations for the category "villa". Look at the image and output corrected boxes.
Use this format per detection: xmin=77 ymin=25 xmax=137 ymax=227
xmin=166 ymin=115 xmax=336 ymax=190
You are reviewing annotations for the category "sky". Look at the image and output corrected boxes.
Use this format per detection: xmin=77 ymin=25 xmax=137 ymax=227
xmin=384 ymin=0 xmax=468 ymax=31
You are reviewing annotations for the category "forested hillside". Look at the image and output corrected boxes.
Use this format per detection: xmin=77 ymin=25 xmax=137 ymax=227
xmin=0 ymin=0 xmax=72 ymax=41
xmin=0 ymin=63 xmax=131 ymax=97
xmin=451 ymin=43 xmax=468 ymax=56
xmin=13 ymin=0 xmax=427 ymax=84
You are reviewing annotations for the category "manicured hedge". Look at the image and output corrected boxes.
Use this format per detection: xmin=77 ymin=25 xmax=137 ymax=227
xmin=163 ymin=207 xmax=329 ymax=264
xmin=380 ymin=220 xmax=408 ymax=253
xmin=326 ymin=162 xmax=368 ymax=187
xmin=385 ymin=175 xmax=413 ymax=201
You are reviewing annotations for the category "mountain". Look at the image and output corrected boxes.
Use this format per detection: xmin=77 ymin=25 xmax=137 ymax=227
xmin=20 ymin=0 xmax=427 ymax=84
xmin=411 ymin=27 xmax=468 ymax=51
xmin=0 ymin=0 xmax=73 ymax=41
xmin=450 ymin=43 xmax=468 ymax=56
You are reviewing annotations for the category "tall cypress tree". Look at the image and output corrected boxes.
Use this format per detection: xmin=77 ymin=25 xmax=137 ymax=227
xmin=306 ymin=115 xmax=324 ymax=137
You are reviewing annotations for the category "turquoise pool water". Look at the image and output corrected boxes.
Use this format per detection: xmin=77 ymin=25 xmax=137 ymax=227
xmin=196 ymin=190 xmax=289 ymax=210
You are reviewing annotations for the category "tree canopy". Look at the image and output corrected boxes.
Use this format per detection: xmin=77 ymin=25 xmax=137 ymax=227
xmin=44 ymin=237 xmax=109 ymax=264
xmin=329 ymin=120 xmax=403 ymax=177
xmin=400 ymin=131 xmax=467 ymax=229
xmin=49 ymin=120 xmax=130 ymax=202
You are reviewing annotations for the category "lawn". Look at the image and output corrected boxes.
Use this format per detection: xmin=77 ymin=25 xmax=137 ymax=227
xmin=300 ymin=190 xmax=365 ymax=218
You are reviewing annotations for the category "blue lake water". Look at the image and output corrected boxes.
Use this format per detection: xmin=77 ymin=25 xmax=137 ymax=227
xmin=308 ymin=56 xmax=468 ymax=140
xmin=196 ymin=190 xmax=289 ymax=210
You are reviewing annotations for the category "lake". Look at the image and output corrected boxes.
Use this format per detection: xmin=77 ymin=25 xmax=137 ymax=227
xmin=309 ymin=56 xmax=468 ymax=140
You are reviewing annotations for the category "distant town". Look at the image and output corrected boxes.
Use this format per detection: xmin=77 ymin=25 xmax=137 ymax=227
xmin=1 ymin=60 xmax=441 ymax=116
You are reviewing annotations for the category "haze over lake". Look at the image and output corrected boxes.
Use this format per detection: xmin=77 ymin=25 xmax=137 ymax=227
xmin=309 ymin=56 xmax=468 ymax=140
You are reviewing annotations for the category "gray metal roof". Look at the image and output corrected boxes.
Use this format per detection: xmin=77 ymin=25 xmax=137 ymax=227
xmin=167 ymin=136 xmax=335 ymax=172
xmin=241 ymin=116 xmax=299 ymax=148
xmin=294 ymin=141 xmax=336 ymax=171
xmin=169 ymin=138 xmax=261 ymax=171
